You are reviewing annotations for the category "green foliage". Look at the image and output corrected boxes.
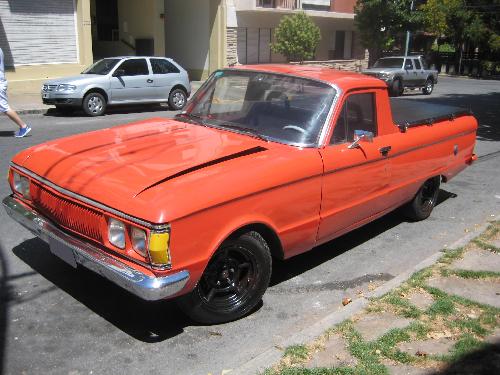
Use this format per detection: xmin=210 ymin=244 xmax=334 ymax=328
xmin=271 ymin=13 xmax=321 ymax=62
xmin=431 ymin=43 xmax=455 ymax=52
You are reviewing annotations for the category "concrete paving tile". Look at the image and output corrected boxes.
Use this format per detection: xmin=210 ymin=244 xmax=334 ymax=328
xmin=407 ymin=291 xmax=434 ymax=310
xmin=427 ymin=277 xmax=500 ymax=308
xmin=385 ymin=363 xmax=435 ymax=375
xmin=451 ymin=249 xmax=500 ymax=273
xmin=305 ymin=333 xmax=357 ymax=369
xmin=398 ymin=338 xmax=455 ymax=356
xmin=353 ymin=312 xmax=413 ymax=342
xmin=485 ymin=327 xmax=500 ymax=345
xmin=489 ymin=238 xmax=500 ymax=249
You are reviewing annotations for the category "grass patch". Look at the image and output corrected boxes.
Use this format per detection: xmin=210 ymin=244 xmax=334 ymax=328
xmin=445 ymin=334 xmax=484 ymax=362
xmin=382 ymin=294 xmax=422 ymax=319
xmin=448 ymin=269 xmax=500 ymax=279
xmin=284 ymin=345 xmax=310 ymax=363
xmin=439 ymin=247 xmax=466 ymax=265
xmin=473 ymin=238 xmax=500 ymax=253
xmin=428 ymin=298 xmax=456 ymax=316
xmin=263 ymin=367 xmax=357 ymax=375
xmin=448 ymin=318 xmax=488 ymax=336
xmin=406 ymin=268 xmax=434 ymax=289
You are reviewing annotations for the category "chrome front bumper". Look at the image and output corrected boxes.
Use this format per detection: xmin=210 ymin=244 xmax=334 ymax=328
xmin=3 ymin=195 xmax=190 ymax=301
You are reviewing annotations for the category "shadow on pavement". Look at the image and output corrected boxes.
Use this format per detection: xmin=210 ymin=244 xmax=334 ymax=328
xmin=398 ymin=91 xmax=500 ymax=142
xmin=0 ymin=242 xmax=11 ymax=375
xmin=436 ymin=342 xmax=500 ymax=374
xmin=0 ymin=131 xmax=15 ymax=138
xmin=43 ymin=104 xmax=176 ymax=118
xmin=10 ymin=188 xmax=456 ymax=343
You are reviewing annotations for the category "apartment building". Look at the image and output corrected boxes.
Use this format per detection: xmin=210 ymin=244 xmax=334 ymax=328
xmin=0 ymin=0 xmax=364 ymax=90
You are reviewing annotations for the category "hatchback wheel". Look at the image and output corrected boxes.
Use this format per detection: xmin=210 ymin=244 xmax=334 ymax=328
xmin=83 ymin=92 xmax=106 ymax=116
xmin=403 ymin=176 xmax=440 ymax=221
xmin=168 ymin=88 xmax=187 ymax=110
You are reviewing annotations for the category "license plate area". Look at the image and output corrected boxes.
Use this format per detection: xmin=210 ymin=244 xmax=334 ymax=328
xmin=42 ymin=93 xmax=48 ymax=99
xmin=49 ymin=237 xmax=77 ymax=268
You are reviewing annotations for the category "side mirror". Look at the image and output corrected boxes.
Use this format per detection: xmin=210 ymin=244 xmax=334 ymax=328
xmin=348 ymin=130 xmax=374 ymax=149
xmin=113 ymin=69 xmax=125 ymax=77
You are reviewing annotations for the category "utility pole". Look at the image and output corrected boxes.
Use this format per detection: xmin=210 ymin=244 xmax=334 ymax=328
xmin=404 ymin=0 xmax=415 ymax=56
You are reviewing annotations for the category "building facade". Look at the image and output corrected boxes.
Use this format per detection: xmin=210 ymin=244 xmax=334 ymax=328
xmin=0 ymin=0 xmax=364 ymax=90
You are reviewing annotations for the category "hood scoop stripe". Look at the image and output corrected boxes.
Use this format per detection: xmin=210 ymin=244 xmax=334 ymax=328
xmin=135 ymin=146 xmax=267 ymax=196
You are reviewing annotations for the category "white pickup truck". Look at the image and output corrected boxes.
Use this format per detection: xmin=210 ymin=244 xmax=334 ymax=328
xmin=362 ymin=56 xmax=439 ymax=97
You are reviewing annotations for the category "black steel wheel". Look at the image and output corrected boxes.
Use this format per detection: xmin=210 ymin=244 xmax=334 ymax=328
xmin=403 ymin=176 xmax=441 ymax=221
xmin=168 ymin=88 xmax=187 ymax=110
xmin=422 ymin=78 xmax=434 ymax=95
xmin=177 ymin=231 xmax=271 ymax=324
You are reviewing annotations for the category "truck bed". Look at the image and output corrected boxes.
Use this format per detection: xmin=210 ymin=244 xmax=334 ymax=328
xmin=390 ymin=99 xmax=471 ymax=130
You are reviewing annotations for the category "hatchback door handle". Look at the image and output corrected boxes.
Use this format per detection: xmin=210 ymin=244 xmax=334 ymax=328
xmin=147 ymin=79 xmax=153 ymax=83
xmin=379 ymin=146 xmax=392 ymax=156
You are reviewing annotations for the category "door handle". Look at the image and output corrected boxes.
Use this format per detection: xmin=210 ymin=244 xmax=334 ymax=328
xmin=379 ymin=146 xmax=392 ymax=156
xmin=147 ymin=79 xmax=153 ymax=83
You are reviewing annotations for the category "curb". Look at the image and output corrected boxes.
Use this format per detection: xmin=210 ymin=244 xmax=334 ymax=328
xmin=236 ymin=220 xmax=495 ymax=375
xmin=16 ymin=108 xmax=49 ymax=116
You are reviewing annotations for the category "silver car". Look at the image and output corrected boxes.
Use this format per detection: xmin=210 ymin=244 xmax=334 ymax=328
xmin=41 ymin=56 xmax=191 ymax=116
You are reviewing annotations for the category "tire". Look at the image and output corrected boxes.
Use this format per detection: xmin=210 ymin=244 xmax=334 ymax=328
xmin=177 ymin=231 xmax=272 ymax=324
xmin=82 ymin=92 xmax=106 ymax=116
xmin=168 ymin=88 xmax=187 ymax=110
xmin=391 ymin=78 xmax=404 ymax=97
xmin=55 ymin=105 xmax=75 ymax=115
xmin=422 ymin=78 xmax=434 ymax=95
xmin=403 ymin=176 xmax=441 ymax=221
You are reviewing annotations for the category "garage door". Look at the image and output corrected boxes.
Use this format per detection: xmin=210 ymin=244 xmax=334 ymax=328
xmin=0 ymin=0 xmax=78 ymax=67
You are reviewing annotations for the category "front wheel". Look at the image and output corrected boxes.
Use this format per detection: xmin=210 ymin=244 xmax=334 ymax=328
xmin=422 ymin=78 xmax=434 ymax=95
xmin=82 ymin=92 xmax=106 ymax=116
xmin=403 ymin=176 xmax=441 ymax=221
xmin=177 ymin=231 xmax=272 ymax=324
xmin=168 ymin=88 xmax=187 ymax=110
xmin=391 ymin=79 xmax=404 ymax=97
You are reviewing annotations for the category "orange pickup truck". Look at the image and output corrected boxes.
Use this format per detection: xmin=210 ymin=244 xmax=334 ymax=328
xmin=3 ymin=65 xmax=477 ymax=324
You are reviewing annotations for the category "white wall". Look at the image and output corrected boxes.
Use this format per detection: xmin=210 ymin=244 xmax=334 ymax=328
xmin=164 ymin=0 xmax=210 ymax=78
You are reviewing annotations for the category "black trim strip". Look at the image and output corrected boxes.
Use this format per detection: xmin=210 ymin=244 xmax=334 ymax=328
xmin=136 ymin=146 xmax=268 ymax=196
xmin=325 ymin=129 xmax=476 ymax=176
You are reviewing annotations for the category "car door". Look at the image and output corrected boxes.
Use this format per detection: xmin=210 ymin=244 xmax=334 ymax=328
xmin=109 ymin=58 xmax=156 ymax=102
xmin=413 ymin=58 xmax=425 ymax=85
xmin=403 ymin=58 xmax=417 ymax=87
xmin=149 ymin=58 xmax=180 ymax=100
xmin=317 ymin=92 xmax=391 ymax=243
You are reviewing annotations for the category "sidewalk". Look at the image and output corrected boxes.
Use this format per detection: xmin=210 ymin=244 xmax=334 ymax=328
xmin=256 ymin=221 xmax=500 ymax=375
xmin=5 ymin=81 xmax=205 ymax=115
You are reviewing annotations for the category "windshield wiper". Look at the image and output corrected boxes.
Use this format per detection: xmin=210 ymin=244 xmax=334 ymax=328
xmin=217 ymin=123 xmax=268 ymax=142
xmin=175 ymin=113 xmax=207 ymax=126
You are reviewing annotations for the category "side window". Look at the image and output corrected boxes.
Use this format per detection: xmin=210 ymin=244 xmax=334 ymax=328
xmin=414 ymin=58 xmax=422 ymax=70
xmin=404 ymin=59 xmax=414 ymax=70
xmin=330 ymin=93 xmax=376 ymax=145
xmin=151 ymin=59 xmax=180 ymax=74
xmin=116 ymin=59 xmax=149 ymax=76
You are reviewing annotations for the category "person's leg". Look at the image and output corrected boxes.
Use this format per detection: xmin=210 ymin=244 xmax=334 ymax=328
xmin=4 ymin=109 xmax=26 ymax=129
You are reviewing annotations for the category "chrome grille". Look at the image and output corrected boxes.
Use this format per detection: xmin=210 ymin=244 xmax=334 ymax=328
xmin=31 ymin=183 xmax=103 ymax=242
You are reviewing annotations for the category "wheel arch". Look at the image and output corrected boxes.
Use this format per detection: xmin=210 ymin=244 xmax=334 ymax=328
xmin=226 ymin=223 xmax=284 ymax=260
xmin=170 ymin=84 xmax=188 ymax=96
xmin=83 ymin=87 xmax=109 ymax=102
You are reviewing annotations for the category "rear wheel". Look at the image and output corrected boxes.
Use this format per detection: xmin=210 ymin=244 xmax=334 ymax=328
xmin=82 ymin=92 xmax=106 ymax=116
xmin=177 ymin=231 xmax=272 ymax=324
xmin=403 ymin=176 xmax=441 ymax=221
xmin=422 ymin=78 xmax=434 ymax=95
xmin=168 ymin=88 xmax=187 ymax=110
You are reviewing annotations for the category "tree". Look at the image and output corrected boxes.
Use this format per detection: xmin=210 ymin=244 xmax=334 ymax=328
xmin=271 ymin=12 xmax=321 ymax=62
xmin=354 ymin=0 xmax=420 ymax=65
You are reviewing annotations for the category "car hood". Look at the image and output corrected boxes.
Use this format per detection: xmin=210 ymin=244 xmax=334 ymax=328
xmin=13 ymin=118 xmax=284 ymax=222
xmin=44 ymin=74 xmax=107 ymax=85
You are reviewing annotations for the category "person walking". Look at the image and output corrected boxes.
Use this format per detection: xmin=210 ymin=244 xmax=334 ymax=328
xmin=0 ymin=47 xmax=31 ymax=137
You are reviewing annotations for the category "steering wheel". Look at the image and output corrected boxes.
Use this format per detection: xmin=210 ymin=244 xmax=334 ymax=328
xmin=282 ymin=125 xmax=307 ymax=134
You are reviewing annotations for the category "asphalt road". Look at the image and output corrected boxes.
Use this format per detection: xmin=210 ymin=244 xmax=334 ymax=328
xmin=1 ymin=77 xmax=499 ymax=375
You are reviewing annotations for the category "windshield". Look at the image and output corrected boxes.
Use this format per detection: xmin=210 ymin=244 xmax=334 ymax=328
xmin=182 ymin=70 xmax=336 ymax=147
xmin=82 ymin=59 xmax=121 ymax=75
xmin=373 ymin=58 xmax=404 ymax=69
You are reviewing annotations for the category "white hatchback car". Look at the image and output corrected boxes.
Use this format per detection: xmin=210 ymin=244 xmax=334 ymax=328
xmin=41 ymin=56 xmax=191 ymax=116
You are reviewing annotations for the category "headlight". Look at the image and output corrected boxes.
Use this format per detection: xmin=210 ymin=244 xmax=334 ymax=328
xmin=57 ymin=84 xmax=77 ymax=92
xmin=379 ymin=73 xmax=390 ymax=79
xmin=108 ymin=218 xmax=126 ymax=249
xmin=131 ymin=227 xmax=147 ymax=257
xmin=12 ymin=171 xmax=31 ymax=199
